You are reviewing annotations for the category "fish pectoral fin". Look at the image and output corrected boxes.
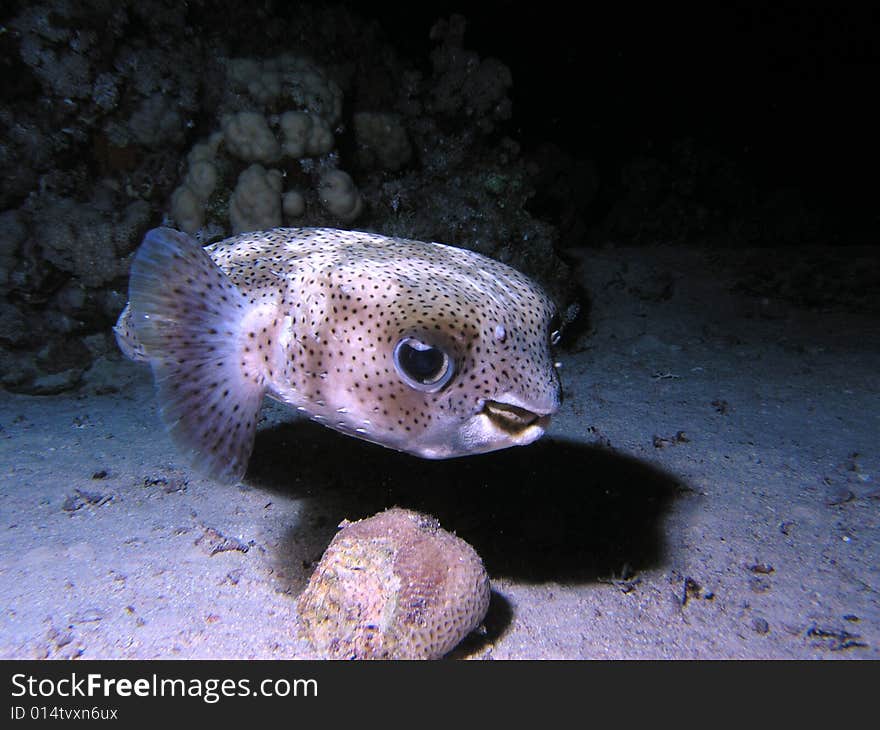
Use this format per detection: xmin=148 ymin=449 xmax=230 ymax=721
xmin=128 ymin=227 xmax=267 ymax=483
xmin=113 ymin=303 xmax=148 ymax=362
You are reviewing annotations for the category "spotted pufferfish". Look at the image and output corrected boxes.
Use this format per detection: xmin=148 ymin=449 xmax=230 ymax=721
xmin=114 ymin=227 xmax=563 ymax=483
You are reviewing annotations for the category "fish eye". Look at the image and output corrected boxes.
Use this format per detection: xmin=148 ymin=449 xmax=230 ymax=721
xmin=393 ymin=337 xmax=454 ymax=391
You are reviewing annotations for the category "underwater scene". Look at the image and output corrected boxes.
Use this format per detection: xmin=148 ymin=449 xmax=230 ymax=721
xmin=0 ymin=2 xmax=877 ymax=659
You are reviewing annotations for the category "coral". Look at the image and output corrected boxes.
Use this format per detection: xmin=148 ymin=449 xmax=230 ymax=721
xmin=427 ymin=14 xmax=513 ymax=134
xmin=227 ymin=58 xmax=282 ymax=105
xmin=222 ymin=111 xmax=282 ymax=164
xmin=31 ymin=195 xmax=151 ymax=289
xmin=279 ymin=111 xmax=334 ymax=158
xmin=170 ymin=186 xmax=204 ymax=235
xmin=128 ymin=93 xmax=185 ymax=149
xmin=298 ymin=508 xmax=490 ymax=660
xmin=170 ymin=135 xmax=223 ymax=234
xmin=0 ymin=3 xmax=578 ymax=394
xmin=353 ymin=112 xmax=412 ymax=171
xmin=229 ymin=164 xmax=283 ymax=233
xmin=167 ymin=54 xmax=351 ymax=235
xmin=363 ymin=139 xmax=574 ymax=307
xmin=318 ymin=170 xmax=363 ymax=222
xmin=282 ymin=190 xmax=306 ymax=219
xmin=0 ymin=111 xmax=53 ymax=210
xmin=11 ymin=3 xmax=94 ymax=99
xmin=0 ymin=302 xmax=30 ymax=348
xmin=184 ymin=155 xmax=221 ymax=202
xmin=0 ymin=210 xmax=28 ymax=288
xmin=91 ymin=72 xmax=120 ymax=111
xmin=227 ymin=55 xmax=344 ymax=124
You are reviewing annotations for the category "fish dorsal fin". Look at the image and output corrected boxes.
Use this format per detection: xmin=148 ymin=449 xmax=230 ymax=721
xmin=128 ymin=228 xmax=269 ymax=483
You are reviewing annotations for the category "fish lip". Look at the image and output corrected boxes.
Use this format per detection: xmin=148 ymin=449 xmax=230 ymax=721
xmin=481 ymin=400 xmax=552 ymax=435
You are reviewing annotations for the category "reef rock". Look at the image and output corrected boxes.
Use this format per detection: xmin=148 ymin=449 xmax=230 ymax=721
xmin=298 ymin=507 xmax=490 ymax=660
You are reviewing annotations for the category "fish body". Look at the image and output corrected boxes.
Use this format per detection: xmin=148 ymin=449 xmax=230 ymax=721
xmin=115 ymin=227 xmax=562 ymax=482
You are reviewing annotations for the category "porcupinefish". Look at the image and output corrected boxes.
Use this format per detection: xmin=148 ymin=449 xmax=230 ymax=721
xmin=114 ymin=227 xmax=562 ymax=483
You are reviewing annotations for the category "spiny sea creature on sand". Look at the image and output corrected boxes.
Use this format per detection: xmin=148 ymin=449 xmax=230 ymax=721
xmin=115 ymin=227 xmax=562 ymax=482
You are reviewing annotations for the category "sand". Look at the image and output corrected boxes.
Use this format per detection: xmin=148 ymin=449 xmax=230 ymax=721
xmin=1 ymin=245 xmax=877 ymax=659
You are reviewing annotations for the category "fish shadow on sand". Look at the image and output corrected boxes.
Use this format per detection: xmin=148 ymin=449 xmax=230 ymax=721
xmin=248 ymin=419 xmax=686 ymax=586
xmin=247 ymin=419 xmax=686 ymax=652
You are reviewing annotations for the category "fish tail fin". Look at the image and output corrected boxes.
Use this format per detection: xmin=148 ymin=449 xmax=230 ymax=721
xmin=128 ymin=227 xmax=269 ymax=483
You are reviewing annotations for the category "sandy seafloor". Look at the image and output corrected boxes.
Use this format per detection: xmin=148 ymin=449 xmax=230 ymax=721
xmin=1 ymin=245 xmax=877 ymax=660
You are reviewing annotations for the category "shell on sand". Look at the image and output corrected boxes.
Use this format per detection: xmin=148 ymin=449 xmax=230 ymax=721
xmin=297 ymin=507 xmax=490 ymax=659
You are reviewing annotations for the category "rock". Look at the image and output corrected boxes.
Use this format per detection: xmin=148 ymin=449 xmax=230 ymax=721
xmin=298 ymin=507 xmax=490 ymax=659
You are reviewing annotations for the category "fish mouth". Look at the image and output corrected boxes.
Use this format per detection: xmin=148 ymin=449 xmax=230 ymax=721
xmin=482 ymin=400 xmax=551 ymax=435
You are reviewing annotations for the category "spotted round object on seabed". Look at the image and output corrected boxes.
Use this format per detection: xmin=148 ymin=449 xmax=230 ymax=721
xmin=297 ymin=507 xmax=490 ymax=660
